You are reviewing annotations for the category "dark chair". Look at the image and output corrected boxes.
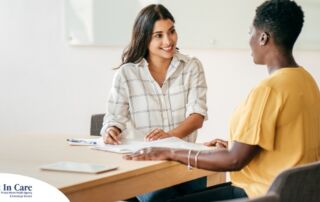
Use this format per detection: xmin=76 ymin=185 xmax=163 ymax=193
xmin=268 ymin=160 xmax=320 ymax=202
xmin=90 ymin=113 xmax=105 ymax=136
xmin=225 ymin=161 xmax=320 ymax=202
xmin=222 ymin=193 xmax=279 ymax=202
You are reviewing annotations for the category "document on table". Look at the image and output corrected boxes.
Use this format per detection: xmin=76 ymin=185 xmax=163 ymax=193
xmin=91 ymin=137 xmax=213 ymax=154
xmin=66 ymin=128 xmax=145 ymax=146
xmin=40 ymin=161 xmax=118 ymax=174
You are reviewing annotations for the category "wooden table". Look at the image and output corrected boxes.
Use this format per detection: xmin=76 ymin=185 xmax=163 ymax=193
xmin=0 ymin=134 xmax=225 ymax=202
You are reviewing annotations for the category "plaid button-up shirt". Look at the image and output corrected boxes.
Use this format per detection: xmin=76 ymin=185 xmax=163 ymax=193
xmin=101 ymin=52 xmax=207 ymax=142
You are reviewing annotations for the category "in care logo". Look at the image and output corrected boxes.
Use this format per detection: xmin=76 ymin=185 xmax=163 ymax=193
xmin=0 ymin=183 xmax=33 ymax=199
xmin=0 ymin=173 xmax=69 ymax=202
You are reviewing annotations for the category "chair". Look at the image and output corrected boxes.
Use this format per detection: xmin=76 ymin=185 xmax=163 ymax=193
xmin=223 ymin=193 xmax=279 ymax=202
xmin=90 ymin=113 xmax=105 ymax=136
xmin=267 ymin=160 xmax=320 ymax=202
xmin=226 ymin=161 xmax=320 ymax=202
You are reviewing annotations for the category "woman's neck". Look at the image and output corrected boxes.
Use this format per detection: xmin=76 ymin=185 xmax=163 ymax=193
xmin=147 ymin=56 xmax=172 ymax=73
xmin=266 ymin=49 xmax=299 ymax=74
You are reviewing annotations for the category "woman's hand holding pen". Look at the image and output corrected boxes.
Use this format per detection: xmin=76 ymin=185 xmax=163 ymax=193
xmin=103 ymin=127 xmax=122 ymax=145
xmin=145 ymin=128 xmax=172 ymax=141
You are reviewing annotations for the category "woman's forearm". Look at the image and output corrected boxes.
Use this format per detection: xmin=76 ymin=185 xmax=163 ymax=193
xmin=171 ymin=149 xmax=242 ymax=171
xmin=168 ymin=113 xmax=204 ymax=138
xmin=170 ymin=142 xmax=260 ymax=172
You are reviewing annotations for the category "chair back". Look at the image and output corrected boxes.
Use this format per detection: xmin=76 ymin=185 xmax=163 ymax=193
xmin=220 ymin=161 xmax=320 ymax=202
xmin=90 ymin=113 xmax=105 ymax=136
xmin=267 ymin=161 xmax=320 ymax=202
xmin=221 ymin=193 xmax=279 ymax=202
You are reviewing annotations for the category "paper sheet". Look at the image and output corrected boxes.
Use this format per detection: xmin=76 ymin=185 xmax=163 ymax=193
xmin=91 ymin=137 xmax=213 ymax=154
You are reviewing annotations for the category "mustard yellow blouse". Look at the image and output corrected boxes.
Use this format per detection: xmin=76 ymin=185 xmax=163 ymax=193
xmin=229 ymin=67 xmax=320 ymax=197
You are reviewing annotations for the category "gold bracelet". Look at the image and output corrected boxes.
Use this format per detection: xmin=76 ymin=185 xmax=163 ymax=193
xmin=187 ymin=150 xmax=192 ymax=170
xmin=194 ymin=151 xmax=202 ymax=168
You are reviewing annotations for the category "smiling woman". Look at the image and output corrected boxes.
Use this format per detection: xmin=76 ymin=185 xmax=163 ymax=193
xmin=65 ymin=0 xmax=320 ymax=49
xmin=99 ymin=4 xmax=209 ymax=202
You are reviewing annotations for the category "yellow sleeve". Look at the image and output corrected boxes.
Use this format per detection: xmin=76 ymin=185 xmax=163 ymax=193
xmin=232 ymin=85 xmax=282 ymax=151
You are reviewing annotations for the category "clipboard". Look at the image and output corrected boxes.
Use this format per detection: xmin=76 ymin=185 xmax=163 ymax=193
xmin=40 ymin=161 xmax=118 ymax=174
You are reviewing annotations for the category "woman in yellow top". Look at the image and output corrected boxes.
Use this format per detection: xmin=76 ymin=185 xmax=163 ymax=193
xmin=124 ymin=0 xmax=320 ymax=201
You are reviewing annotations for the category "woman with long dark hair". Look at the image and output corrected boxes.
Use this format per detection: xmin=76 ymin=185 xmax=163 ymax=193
xmin=101 ymin=4 xmax=208 ymax=202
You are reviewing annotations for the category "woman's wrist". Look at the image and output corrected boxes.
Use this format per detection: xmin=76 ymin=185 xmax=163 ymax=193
xmin=166 ymin=131 xmax=174 ymax=138
xmin=167 ymin=149 xmax=177 ymax=161
xmin=107 ymin=126 xmax=121 ymax=134
xmin=167 ymin=130 xmax=180 ymax=138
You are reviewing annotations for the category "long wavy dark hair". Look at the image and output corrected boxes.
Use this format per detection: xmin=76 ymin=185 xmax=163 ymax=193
xmin=119 ymin=4 xmax=175 ymax=67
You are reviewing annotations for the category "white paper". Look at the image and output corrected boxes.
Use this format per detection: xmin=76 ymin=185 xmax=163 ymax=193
xmin=66 ymin=128 xmax=145 ymax=146
xmin=91 ymin=137 xmax=212 ymax=154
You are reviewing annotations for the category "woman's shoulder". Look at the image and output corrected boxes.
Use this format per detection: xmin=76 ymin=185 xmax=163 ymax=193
xmin=110 ymin=63 xmax=132 ymax=79
xmin=175 ymin=52 xmax=203 ymax=71
xmin=118 ymin=62 xmax=137 ymax=70
xmin=175 ymin=52 xmax=201 ymax=64
xmin=116 ymin=62 xmax=141 ymax=74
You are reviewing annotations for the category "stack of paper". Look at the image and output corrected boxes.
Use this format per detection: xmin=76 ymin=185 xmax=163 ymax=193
xmin=91 ymin=137 xmax=212 ymax=154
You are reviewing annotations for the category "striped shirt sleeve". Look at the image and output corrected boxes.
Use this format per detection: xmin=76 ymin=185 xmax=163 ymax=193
xmin=185 ymin=58 xmax=208 ymax=120
xmin=100 ymin=70 xmax=129 ymax=135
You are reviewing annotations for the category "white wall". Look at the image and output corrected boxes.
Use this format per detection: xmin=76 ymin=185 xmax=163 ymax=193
xmin=186 ymin=49 xmax=320 ymax=142
xmin=1 ymin=0 xmax=319 ymax=142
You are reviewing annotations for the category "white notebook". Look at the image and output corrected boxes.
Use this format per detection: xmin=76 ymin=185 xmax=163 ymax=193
xmin=40 ymin=161 xmax=118 ymax=174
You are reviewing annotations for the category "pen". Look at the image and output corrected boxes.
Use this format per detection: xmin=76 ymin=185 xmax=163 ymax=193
xmin=67 ymin=138 xmax=97 ymax=145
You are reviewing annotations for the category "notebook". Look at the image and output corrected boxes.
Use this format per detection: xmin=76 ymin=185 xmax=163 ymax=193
xmin=40 ymin=161 xmax=118 ymax=174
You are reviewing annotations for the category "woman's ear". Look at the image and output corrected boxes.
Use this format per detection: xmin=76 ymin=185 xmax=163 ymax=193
xmin=259 ymin=32 xmax=269 ymax=46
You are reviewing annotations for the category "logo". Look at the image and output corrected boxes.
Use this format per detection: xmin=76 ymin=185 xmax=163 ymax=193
xmin=0 ymin=173 xmax=69 ymax=202
xmin=0 ymin=183 xmax=33 ymax=198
